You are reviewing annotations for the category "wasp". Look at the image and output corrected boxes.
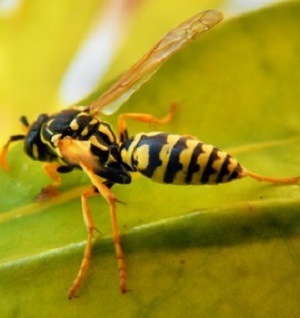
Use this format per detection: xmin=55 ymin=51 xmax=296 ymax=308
xmin=1 ymin=10 xmax=299 ymax=299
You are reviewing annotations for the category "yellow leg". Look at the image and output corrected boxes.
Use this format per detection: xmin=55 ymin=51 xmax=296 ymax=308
xmin=243 ymin=169 xmax=300 ymax=184
xmin=80 ymin=162 xmax=127 ymax=294
xmin=38 ymin=163 xmax=63 ymax=200
xmin=57 ymin=138 xmax=127 ymax=295
xmin=68 ymin=186 xmax=98 ymax=299
xmin=118 ymin=103 xmax=177 ymax=142
xmin=0 ymin=134 xmax=26 ymax=171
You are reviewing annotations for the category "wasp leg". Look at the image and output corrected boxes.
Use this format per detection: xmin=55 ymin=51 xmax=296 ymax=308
xmin=0 ymin=116 xmax=30 ymax=170
xmin=57 ymin=138 xmax=127 ymax=293
xmin=80 ymin=164 xmax=127 ymax=293
xmin=80 ymin=163 xmax=127 ymax=294
xmin=38 ymin=163 xmax=63 ymax=200
xmin=243 ymin=169 xmax=300 ymax=184
xmin=68 ymin=185 xmax=98 ymax=299
xmin=117 ymin=103 xmax=177 ymax=142
xmin=0 ymin=134 xmax=26 ymax=171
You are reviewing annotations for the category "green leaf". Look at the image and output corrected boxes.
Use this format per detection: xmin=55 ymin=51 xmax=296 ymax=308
xmin=0 ymin=2 xmax=300 ymax=318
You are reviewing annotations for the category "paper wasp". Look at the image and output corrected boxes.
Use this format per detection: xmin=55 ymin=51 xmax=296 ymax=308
xmin=1 ymin=9 xmax=299 ymax=299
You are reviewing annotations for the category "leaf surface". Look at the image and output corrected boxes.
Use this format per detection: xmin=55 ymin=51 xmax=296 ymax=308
xmin=0 ymin=2 xmax=300 ymax=318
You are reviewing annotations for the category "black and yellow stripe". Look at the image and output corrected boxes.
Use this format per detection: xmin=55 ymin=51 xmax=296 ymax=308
xmin=121 ymin=132 xmax=244 ymax=185
xmin=35 ymin=108 xmax=117 ymax=162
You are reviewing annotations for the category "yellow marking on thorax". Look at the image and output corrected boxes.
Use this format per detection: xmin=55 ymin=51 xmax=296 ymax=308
xmin=81 ymin=127 xmax=89 ymax=136
xmin=99 ymin=123 xmax=116 ymax=144
xmin=70 ymin=118 xmax=79 ymax=131
xmin=89 ymin=135 xmax=109 ymax=152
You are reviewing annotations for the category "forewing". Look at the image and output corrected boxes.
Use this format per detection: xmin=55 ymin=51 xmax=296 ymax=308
xmin=89 ymin=9 xmax=223 ymax=115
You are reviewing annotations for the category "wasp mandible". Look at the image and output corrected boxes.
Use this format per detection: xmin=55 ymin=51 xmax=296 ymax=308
xmin=1 ymin=9 xmax=299 ymax=299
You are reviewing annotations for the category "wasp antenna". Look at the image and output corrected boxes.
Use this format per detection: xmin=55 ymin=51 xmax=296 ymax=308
xmin=245 ymin=169 xmax=300 ymax=184
xmin=20 ymin=116 xmax=30 ymax=128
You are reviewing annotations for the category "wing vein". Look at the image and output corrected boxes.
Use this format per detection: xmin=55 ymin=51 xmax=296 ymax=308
xmin=89 ymin=9 xmax=223 ymax=115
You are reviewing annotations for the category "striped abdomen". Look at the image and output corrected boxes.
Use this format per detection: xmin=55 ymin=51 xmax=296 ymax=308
xmin=120 ymin=132 xmax=245 ymax=185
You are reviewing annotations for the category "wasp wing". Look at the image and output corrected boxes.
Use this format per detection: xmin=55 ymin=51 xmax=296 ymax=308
xmin=89 ymin=9 xmax=223 ymax=115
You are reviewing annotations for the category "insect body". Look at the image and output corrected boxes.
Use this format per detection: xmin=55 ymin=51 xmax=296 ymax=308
xmin=121 ymin=132 xmax=244 ymax=185
xmin=1 ymin=9 xmax=299 ymax=299
xmin=29 ymin=107 xmax=132 ymax=185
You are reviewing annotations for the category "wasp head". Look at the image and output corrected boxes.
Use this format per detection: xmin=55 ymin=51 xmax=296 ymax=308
xmin=24 ymin=114 xmax=58 ymax=161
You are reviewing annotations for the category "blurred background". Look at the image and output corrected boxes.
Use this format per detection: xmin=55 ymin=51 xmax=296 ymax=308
xmin=0 ymin=0 xmax=286 ymax=143
xmin=0 ymin=1 xmax=299 ymax=317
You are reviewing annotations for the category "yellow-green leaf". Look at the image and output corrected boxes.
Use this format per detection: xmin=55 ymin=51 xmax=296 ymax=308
xmin=0 ymin=2 xmax=300 ymax=318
